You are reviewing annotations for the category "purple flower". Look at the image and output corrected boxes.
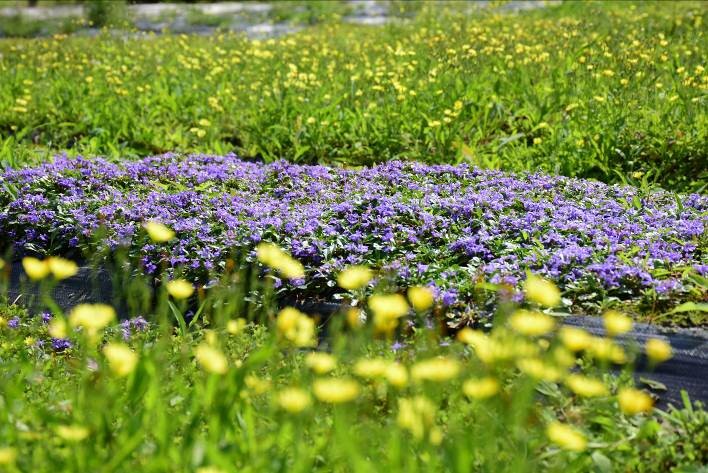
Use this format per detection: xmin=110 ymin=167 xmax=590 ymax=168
xmin=7 ymin=317 xmax=19 ymax=329
xmin=1 ymin=154 xmax=705 ymax=320
xmin=51 ymin=338 xmax=72 ymax=352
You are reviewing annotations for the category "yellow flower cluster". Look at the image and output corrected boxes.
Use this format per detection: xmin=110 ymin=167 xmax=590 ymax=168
xmin=276 ymin=307 xmax=316 ymax=347
xmin=256 ymin=243 xmax=305 ymax=280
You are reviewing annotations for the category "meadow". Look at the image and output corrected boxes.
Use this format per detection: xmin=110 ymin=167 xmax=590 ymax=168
xmin=0 ymin=1 xmax=705 ymax=190
xmin=0 ymin=1 xmax=707 ymax=471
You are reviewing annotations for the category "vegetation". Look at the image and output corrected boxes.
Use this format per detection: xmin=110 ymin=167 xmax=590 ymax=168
xmin=0 ymin=251 xmax=706 ymax=472
xmin=0 ymin=1 xmax=705 ymax=191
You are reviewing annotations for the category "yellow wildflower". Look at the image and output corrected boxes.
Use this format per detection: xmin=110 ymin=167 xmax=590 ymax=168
xmin=103 ymin=343 xmax=138 ymax=377
xmin=194 ymin=344 xmax=228 ymax=374
xmin=509 ymin=310 xmax=556 ymax=336
xmin=589 ymin=337 xmax=627 ymax=364
xmin=305 ymin=352 xmax=337 ymax=375
xmin=524 ymin=274 xmax=561 ymax=307
xmin=313 ymin=378 xmax=360 ymax=403
xmin=546 ymin=422 xmax=587 ymax=452
xmin=56 ymin=425 xmax=90 ymax=442
xmin=226 ymin=318 xmax=247 ymax=335
xmin=244 ymin=375 xmax=271 ymax=394
xmin=397 ymin=396 xmax=436 ymax=441
xmin=166 ymin=279 xmax=194 ymax=300
xmin=144 ymin=221 xmax=175 ymax=243
xmin=337 ymin=265 xmax=373 ymax=290
xmin=276 ymin=387 xmax=311 ymax=413
xmin=558 ymin=326 xmax=592 ymax=352
xmin=22 ymin=257 xmax=50 ymax=280
xmin=47 ymin=256 xmax=78 ymax=280
xmin=618 ymin=388 xmax=653 ymax=415
xmin=256 ymin=243 xmax=305 ymax=279
xmin=407 ymin=286 xmax=434 ymax=311
xmin=462 ymin=377 xmax=500 ymax=400
xmin=68 ymin=304 xmax=116 ymax=332
xmin=565 ymin=374 xmax=608 ymax=397
xmin=353 ymin=358 xmax=389 ymax=378
xmin=411 ymin=357 xmax=461 ymax=382
xmin=516 ymin=358 xmax=562 ymax=382
xmin=645 ymin=338 xmax=672 ymax=363
xmin=369 ymin=294 xmax=409 ymax=319
xmin=276 ymin=307 xmax=316 ymax=347
xmin=385 ymin=362 xmax=408 ymax=388
xmin=603 ymin=310 xmax=632 ymax=337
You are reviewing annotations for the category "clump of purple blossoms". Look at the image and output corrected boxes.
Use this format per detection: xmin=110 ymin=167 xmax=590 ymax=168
xmin=51 ymin=338 xmax=72 ymax=352
xmin=7 ymin=317 xmax=20 ymax=329
xmin=0 ymin=153 xmax=705 ymax=312
xmin=120 ymin=316 xmax=149 ymax=340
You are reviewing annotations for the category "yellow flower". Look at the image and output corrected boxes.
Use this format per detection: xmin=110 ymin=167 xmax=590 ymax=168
xmin=516 ymin=358 xmax=562 ymax=382
xmin=524 ymin=274 xmax=561 ymax=307
xmin=276 ymin=307 xmax=316 ymax=347
xmin=22 ymin=257 xmax=50 ymax=280
xmin=589 ymin=337 xmax=627 ymax=364
xmin=407 ymin=286 xmax=434 ymax=311
xmin=397 ymin=396 xmax=436 ymax=440
xmin=47 ymin=256 xmax=78 ymax=280
xmin=276 ymin=387 xmax=311 ymax=413
xmin=645 ymin=338 xmax=672 ymax=363
xmin=144 ymin=221 xmax=175 ymax=243
xmin=256 ymin=243 xmax=305 ymax=280
xmin=618 ymin=388 xmax=653 ymax=415
xmin=558 ymin=326 xmax=592 ymax=352
xmin=546 ymin=422 xmax=587 ymax=452
xmin=565 ymin=374 xmax=608 ymax=397
xmin=103 ymin=343 xmax=138 ymax=377
xmin=462 ymin=377 xmax=500 ymax=400
xmin=0 ymin=447 xmax=17 ymax=465
xmin=244 ymin=375 xmax=271 ymax=394
xmin=369 ymin=293 xmax=409 ymax=334
xmin=68 ymin=304 xmax=116 ymax=332
xmin=353 ymin=358 xmax=389 ymax=378
xmin=166 ymin=279 xmax=194 ymax=300
xmin=0 ymin=258 xmax=4 ymax=270
xmin=369 ymin=294 xmax=409 ymax=319
xmin=195 ymin=344 xmax=228 ymax=374
xmin=305 ymin=352 xmax=337 ymax=374
xmin=346 ymin=307 xmax=364 ymax=329
xmin=508 ymin=310 xmax=556 ymax=337
xmin=226 ymin=318 xmax=247 ymax=335
xmin=411 ymin=357 xmax=461 ymax=382
xmin=337 ymin=265 xmax=373 ymax=290
xmin=603 ymin=310 xmax=632 ymax=337
xmin=56 ymin=425 xmax=90 ymax=442
xmin=48 ymin=317 xmax=68 ymax=339
xmin=313 ymin=378 xmax=360 ymax=403
xmin=385 ymin=362 xmax=408 ymax=388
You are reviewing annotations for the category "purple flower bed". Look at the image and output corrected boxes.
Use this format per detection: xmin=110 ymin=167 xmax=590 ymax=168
xmin=1 ymin=154 xmax=706 ymax=318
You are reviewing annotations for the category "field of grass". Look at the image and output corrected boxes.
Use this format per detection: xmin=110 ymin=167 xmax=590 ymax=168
xmin=1 ymin=255 xmax=706 ymax=472
xmin=0 ymin=1 xmax=706 ymax=190
xmin=0 ymin=1 xmax=707 ymax=471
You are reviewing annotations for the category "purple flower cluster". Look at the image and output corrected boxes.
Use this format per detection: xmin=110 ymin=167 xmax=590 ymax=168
xmin=0 ymin=154 xmax=705 ymax=309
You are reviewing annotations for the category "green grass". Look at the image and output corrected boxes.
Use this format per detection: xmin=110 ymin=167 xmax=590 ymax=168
xmin=0 ymin=259 xmax=706 ymax=472
xmin=0 ymin=1 xmax=705 ymax=191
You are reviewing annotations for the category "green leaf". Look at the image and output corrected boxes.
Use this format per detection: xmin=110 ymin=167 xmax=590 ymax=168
xmin=666 ymin=302 xmax=708 ymax=314
xmin=168 ymin=300 xmax=188 ymax=337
